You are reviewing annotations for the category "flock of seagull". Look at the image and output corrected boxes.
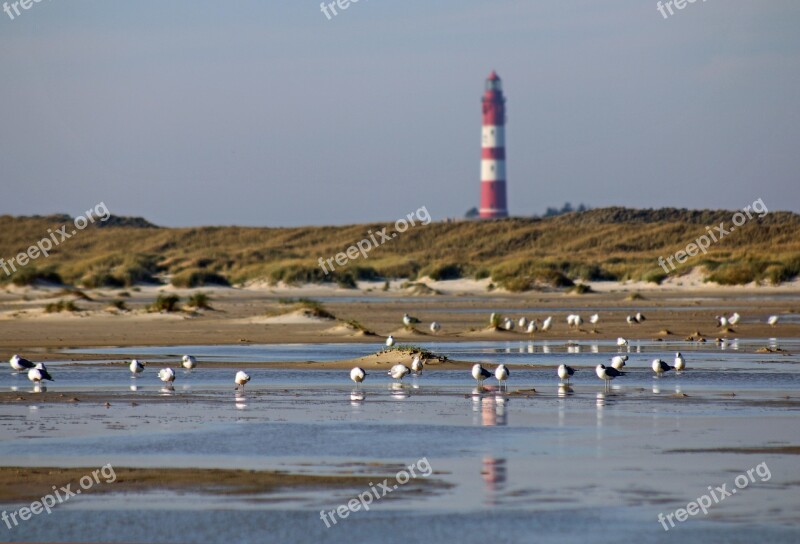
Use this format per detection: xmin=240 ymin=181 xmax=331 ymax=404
xmin=5 ymin=310 xmax=782 ymax=394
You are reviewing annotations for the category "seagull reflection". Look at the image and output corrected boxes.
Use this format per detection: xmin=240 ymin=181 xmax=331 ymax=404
xmin=481 ymin=456 xmax=508 ymax=505
xmin=652 ymin=384 xmax=661 ymax=394
xmin=390 ymin=382 xmax=409 ymax=400
xmin=471 ymin=388 xmax=508 ymax=426
xmin=557 ymin=384 xmax=574 ymax=398
xmin=159 ymin=385 xmax=175 ymax=395
xmin=350 ymin=389 xmax=365 ymax=406
xmin=235 ymin=391 xmax=247 ymax=410
xmin=129 ymin=384 xmax=139 ymax=392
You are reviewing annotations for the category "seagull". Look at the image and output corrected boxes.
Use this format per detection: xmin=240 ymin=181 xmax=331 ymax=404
xmin=717 ymin=315 xmax=729 ymax=328
xmin=385 ymin=335 xmax=395 ymax=348
xmin=635 ymin=312 xmax=646 ymax=323
xmin=28 ymin=363 xmax=54 ymax=385
xmin=611 ymin=355 xmax=627 ymax=370
xmin=235 ymin=370 xmax=251 ymax=390
xmin=674 ymin=352 xmax=685 ymax=371
xmin=518 ymin=317 xmax=528 ymax=329
xmin=129 ymin=359 xmax=145 ymax=375
xmin=526 ymin=320 xmax=538 ymax=333
xmin=411 ymin=355 xmax=424 ymax=375
xmin=403 ymin=313 xmax=420 ymax=327
xmin=767 ymin=315 xmax=779 ymax=326
xmin=158 ymin=368 xmax=176 ymax=385
xmin=471 ymin=364 xmax=492 ymax=386
xmin=626 ymin=315 xmax=637 ymax=326
xmin=495 ymin=364 xmax=509 ymax=389
xmin=542 ymin=316 xmax=553 ymax=331
xmin=590 ymin=314 xmax=599 ymax=325
xmin=182 ymin=355 xmax=197 ymax=369
xmin=596 ymin=364 xmax=624 ymax=389
xmin=617 ymin=337 xmax=628 ymax=347
xmin=9 ymin=354 xmax=35 ymax=372
xmin=558 ymin=364 xmax=576 ymax=384
xmin=430 ymin=321 xmax=441 ymax=333
xmin=388 ymin=364 xmax=410 ymax=381
xmin=350 ymin=366 xmax=366 ymax=388
xmin=502 ymin=318 xmax=515 ymax=331
xmin=729 ymin=313 xmax=741 ymax=325
xmin=490 ymin=312 xmax=498 ymax=324
xmin=652 ymin=359 xmax=674 ymax=376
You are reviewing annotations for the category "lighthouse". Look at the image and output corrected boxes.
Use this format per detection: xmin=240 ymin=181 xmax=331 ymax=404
xmin=479 ymin=71 xmax=508 ymax=219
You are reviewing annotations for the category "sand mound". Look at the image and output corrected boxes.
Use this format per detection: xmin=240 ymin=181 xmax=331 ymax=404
xmin=250 ymin=309 xmax=336 ymax=325
xmin=322 ymin=323 xmax=375 ymax=337
xmin=461 ymin=326 xmax=526 ymax=339
xmin=388 ymin=327 xmax=428 ymax=338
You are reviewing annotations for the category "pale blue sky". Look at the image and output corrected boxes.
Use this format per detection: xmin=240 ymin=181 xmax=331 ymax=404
xmin=1 ymin=1 xmax=798 ymax=226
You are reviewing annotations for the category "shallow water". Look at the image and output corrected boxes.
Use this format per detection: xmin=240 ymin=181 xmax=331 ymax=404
xmin=2 ymin=341 xmax=799 ymax=543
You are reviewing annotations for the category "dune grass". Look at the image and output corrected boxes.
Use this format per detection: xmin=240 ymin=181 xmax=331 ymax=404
xmin=1 ymin=208 xmax=798 ymax=291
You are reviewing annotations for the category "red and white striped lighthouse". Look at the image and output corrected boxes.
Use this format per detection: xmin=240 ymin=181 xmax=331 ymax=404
xmin=479 ymin=71 xmax=508 ymax=219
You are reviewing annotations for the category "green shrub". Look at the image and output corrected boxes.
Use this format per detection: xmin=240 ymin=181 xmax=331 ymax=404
xmin=149 ymin=294 xmax=181 ymax=312
xmin=10 ymin=267 xmax=63 ymax=287
xmin=45 ymin=299 xmax=79 ymax=313
xmin=171 ymin=270 xmax=230 ymax=288
xmin=186 ymin=292 xmax=212 ymax=309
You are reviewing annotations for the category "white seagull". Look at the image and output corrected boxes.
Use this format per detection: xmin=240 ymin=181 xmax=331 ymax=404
xmin=430 ymin=321 xmax=441 ymax=333
xmin=490 ymin=312 xmax=498 ymax=324
xmin=471 ymin=364 xmax=492 ymax=386
xmin=611 ymin=355 xmax=628 ymax=370
xmin=350 ymin=366 xmax=366 ymax=388
xmin=542 ymin=316 xmax=553 ymax=331
xmin=674 ymin=352 xmax=686 ymax=371
xmin=235 ymin=370 xmax=251 ymax=390
xmin=526 ymin=320 xmax=538 ymax=333
xmin=388 ymin=364 xmax=410 ymax=381
xmin=518 ymin=317 xmax=528 ymax=329
xmin=182 ymin=355 xmax=197 ymax=369
xmin=767 ymin=315 xmax=779 ymax=327
xmin=635 ymin=312 xmax=646 ymax=323
xmin=596 ymin=364 xmax=624 ymax=389
xmin=626 ymin=315 xmax=637 ymax=326
xmin=617 ymin=337 xmax=628 ymax=347
xmin=495 ymin=364 xmax=509 ymax=389
xmin=729 ymin=313 xmax=741 ymax=325
xmin=411 ymin=355 xmax=424 ymax=375
xmin=28 ymin=363 xmax=54 ymax=385
xmin=590 ymin=314 xmax=600 ymax=325
xmin=158 ymin=368 xmax=176 ymax=385
xmin=652 ymin=359 xmax=674 ymax=375
xmin=503 ymin=318 xmax=515 ymax=331
xmin=129 ymin=359 xmax=145 ymax=375
xmin=558 ymin=364 xmax=576 ymax=384
xmin=403 ymin=313 xmax=420 ymax=327
xmin=10 ymin=354 xmax=35 ymax=372
xmin=716 ymin=315 xmax=729 ymax=328
xmin=385 ymin=335 xmax=395 ymax=348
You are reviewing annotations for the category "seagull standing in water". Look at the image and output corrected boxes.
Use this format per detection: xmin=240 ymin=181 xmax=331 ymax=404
xmin=350 ymin=367 xmax=366 ymax=388
xmin=767 ymin=315 xmax=779 ymax=327
xmin=10 ymin=354 xmax=36 ymax=372
xmin=388 ymin=364 xmax=410 ymax=382
xmin=235 ymin=371 xmax=251 ymax=391
xmin=28 ymin=363 xmax=54 ymax=386
xmin=182 ymin=355 xmax=197 ymax=369
xmin=411 ymin=355 xmax=424 ymax=375
xmin=652 ymin=359 xmax=674 ymax=376
xmin=526 ymin=320 xmax=538 ymax=333
xmin=596 ymin=364 xmax=624 ymax=390
xmin=495 ymin=364 xmax=509 ymax=390
xmin=674 ymin=352 xmax=686 ymax=371
xmin=385 ymin=335 xmax=395 ymax=348
xmin=158 ymin=368 xmax=176 ymax=386
xmin=558 ymin=364 xmax=576 ymax=384
xmin=617 ymin=337 xmax=628 ymax=347
xmin=611 ymin=355 xmax=627 ymax=370
xmin=472 ymin=364 xmax=492 ymax=386
xmin=542 ymin=317 xmax=553 ymax=331
xmin=129 ymin=359 xmax=145 ymax=375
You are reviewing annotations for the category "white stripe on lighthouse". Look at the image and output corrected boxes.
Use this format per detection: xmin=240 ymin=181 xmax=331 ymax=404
xmin=482 ymin=125 xmax=505 ymax=148
xmin=481 ymin=159 xmax=506 ymax=182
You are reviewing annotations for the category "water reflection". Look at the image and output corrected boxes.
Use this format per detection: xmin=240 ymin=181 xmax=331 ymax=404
xmin=390 ymin=383 xmax=409 ymax=400
xmin=471 ymin=389 xmax=508 ymax=426
xmin=350 ymin=389 xmax=365 ymax=407
xmin=234 ymin=391 xmax=247 ymax=410
xmin=557 ymin=384 xmax=574 ymax=398
xmin=481 ymin=456 xmax=507 ymax=505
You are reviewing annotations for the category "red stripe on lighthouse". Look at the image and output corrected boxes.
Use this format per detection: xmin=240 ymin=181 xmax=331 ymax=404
xmin=479 ymin=71 xmax=508 ymax=219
